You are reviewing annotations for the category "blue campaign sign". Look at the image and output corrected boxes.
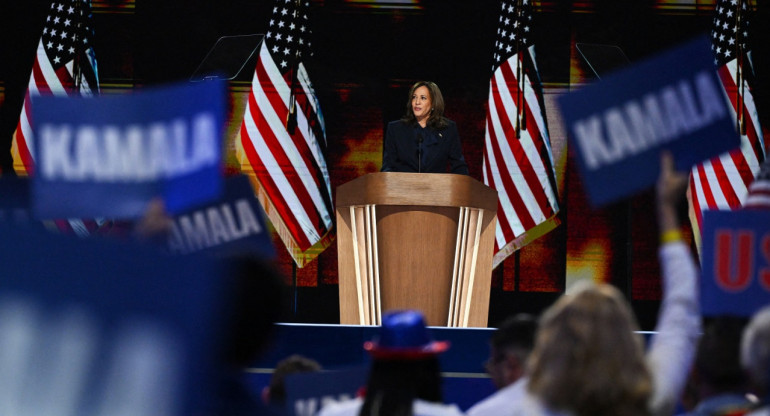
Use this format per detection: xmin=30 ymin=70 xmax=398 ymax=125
xmin=30 ymin=79 xmax=225 ymax=219
xmin=0 ymin=177 xmax=32 ymax=224
xmin=557 ymin=36 xmax=740 ymax=207
xmin=284 ymin=366 xmax=367 ymax=416
xmin=701 ymin=210 xmax=770 ymax=317
xmin=0 ymin=223 xmax=227 ymax=416
xmin=167 ymin=175 xmax=276 ymax=259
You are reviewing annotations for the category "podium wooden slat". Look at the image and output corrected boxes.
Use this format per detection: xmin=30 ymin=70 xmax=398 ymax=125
xmin=336 ymin=173 xmax=498 ymax=327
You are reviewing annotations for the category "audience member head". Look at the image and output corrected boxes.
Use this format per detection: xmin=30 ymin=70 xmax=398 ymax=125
xmin=133 ymin=198 xmax=174 ymax=242
xmin=485 ymin=313 xmax=537 ymax=389
xmin=263 ymin=354 xmax=322 ymax=406
xmin=359 ymin=310 xmax=449 ymax=416
xmin=527 ymin=280 xmax=652 ymax=416
xmin=742 ymin=305 xmax=770 ymax=399
xmin=219 ymin=255 xmax=288 ymax=369
xmin=196 ymin=256 xmax=288 ymax=416
xmin=694 ymin=315 xmax=748 ymax=395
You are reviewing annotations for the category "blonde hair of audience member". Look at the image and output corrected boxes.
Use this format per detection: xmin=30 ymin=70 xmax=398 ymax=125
xmin=527 ymin=280 xmax=653 ymax=416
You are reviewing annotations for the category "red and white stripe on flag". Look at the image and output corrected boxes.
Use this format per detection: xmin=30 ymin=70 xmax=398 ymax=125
xmin=482 ymin=48 xmax=560 ymax=268
xmin=13 ymin=0 xmax=99 ymax=176
xmin=688 ymin=61 xmax=766 ymax=246
xmin=688 ymin=0 xmax=767 ymax=250
xmin=10 ymin=1 xmax=106 ymax=237
xmin=238 ymin=41 xmax=334 ymax=267
xmin=744 ymin=157 xmax=770 ymax=209
xmin=12 ymin=39 xmax=97 ymax=175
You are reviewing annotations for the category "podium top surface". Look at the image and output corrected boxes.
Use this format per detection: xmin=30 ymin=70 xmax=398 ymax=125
xmin=336 ymin=172 xmax=498 ymax=212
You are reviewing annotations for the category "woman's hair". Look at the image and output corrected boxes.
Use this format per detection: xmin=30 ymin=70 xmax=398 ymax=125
xmin=401 ymin=81 xmax=448 ymax=129
xmin=527 ymin=281 xmax=653 ymax=416
xmin=358 ymin=357 xmax=443 ymax=416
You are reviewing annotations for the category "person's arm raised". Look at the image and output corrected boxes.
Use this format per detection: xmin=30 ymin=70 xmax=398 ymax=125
xmin=647 ymin=151 xmax=702 ymax=416
xmin=656 ymin=151 xmax=688 ymax=241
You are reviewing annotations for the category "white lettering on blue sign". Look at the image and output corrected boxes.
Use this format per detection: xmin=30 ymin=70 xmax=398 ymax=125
xmin=573 ymin=70 xmax=726 ymax=170
xmin=295 ymin=394 xmax=353 ymax=416
xmin=168 ymin=199 xmax=263 ymax=254
xmin=0 ymin=295 xmax=181 ymax=416
xmin=38 ymin=113 xmax=218 ymax=182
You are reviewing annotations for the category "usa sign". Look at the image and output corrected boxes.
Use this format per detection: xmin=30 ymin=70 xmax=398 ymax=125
xmin=701 ymin=210 xmax=770 ymax=317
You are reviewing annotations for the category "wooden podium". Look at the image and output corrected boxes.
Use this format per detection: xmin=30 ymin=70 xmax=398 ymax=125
xmin=336 ymin=173 xmax=498 ymax=327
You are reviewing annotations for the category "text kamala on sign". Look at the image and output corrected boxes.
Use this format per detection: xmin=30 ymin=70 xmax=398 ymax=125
xmin=30 ymin=80 xmax=226 ymax=219
xmin=574 ymin=70 xmax=726 ymax=170
xmin=557 ymin=36 xmax=740 ymax=207
xmin=38 ymin=114 xmax=218 ymax=182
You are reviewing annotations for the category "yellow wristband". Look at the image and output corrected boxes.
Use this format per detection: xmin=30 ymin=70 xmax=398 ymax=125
xmin=661 ymin=229 xmax=683 ymax=244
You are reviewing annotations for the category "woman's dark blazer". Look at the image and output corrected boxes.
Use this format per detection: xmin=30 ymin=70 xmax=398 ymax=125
xmin=380 ymin=118 xmax=469 ymax=174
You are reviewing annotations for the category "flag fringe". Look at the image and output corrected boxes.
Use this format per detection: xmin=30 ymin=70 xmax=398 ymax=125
xmin=11 ymin=131 xmax=30 ymax=176
xmin=492 ymin=213 xmax=560 ymax=269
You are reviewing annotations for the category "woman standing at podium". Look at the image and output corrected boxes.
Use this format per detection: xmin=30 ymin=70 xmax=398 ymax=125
xmin=381 ymin=81 xmax=469 ymax=174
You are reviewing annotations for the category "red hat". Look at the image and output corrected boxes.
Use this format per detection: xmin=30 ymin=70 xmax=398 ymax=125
xmin=363 ymin=310 xmax=450 ymax=360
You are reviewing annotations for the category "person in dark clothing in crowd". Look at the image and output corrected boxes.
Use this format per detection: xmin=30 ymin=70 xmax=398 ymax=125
xmin=741 ymin=305 xmax=770 ymax=416
xmin=466 ymin=313 xmax=538 ymax=416
xmin=207 ymin=255 xmax=289 ymax=416
xmin=317 ymin=310 xmax=463 ymax=416
xmin=679 ymin=315 xmax=754 ymax=416
xmin=262 ymin=354 xmax=322 ymax=409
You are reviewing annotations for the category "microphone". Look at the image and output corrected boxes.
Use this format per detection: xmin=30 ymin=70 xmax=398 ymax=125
xmin=417 ymin=133 xmax=424 ymax=173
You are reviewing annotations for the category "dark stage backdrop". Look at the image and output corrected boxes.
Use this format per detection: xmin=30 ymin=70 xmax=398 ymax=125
xmin=1 ymin=0 xmax=768 ymax=329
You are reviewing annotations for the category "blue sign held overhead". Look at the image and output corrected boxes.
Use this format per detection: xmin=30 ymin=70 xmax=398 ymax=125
xmin=30 ymin=80 xmax=226 ymax=219
xmin=701 ymin=210 xmax=770 ymax=317
xmin=167 ymin=175 xmax=276 ymax=259
xmin=558 ymin=36 xmax=740 ymax=207
xmin=0 ymin=223 xmax=227 ymax=416
xmin=285 ymin=366 xmax=367 ymax=416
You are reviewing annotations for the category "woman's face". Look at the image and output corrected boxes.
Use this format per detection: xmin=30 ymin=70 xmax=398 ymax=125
xmin=411 ymin=85 xmax=432 ymax=122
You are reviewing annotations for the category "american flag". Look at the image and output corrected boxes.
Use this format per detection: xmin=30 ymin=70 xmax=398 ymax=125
xmin=744 ymin=157 xmax=770 ymax=209
xmin=11 ymin=0 xmax=107 ymax=237
xmin=688 ymin=0 xmax=766 ymax=247
xmin=237 ymin=0 xmax=333 ymax=267
xmin=13 ymin=0 xmax=99 ymax=176
xmin=482 ymin=0 xmax=560 ymax=268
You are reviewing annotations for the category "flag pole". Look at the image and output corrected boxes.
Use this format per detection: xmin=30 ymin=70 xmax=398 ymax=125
xmin=73 ymin=0 xmax=82 ymax=90
xmin=515 ymin=0 xmax=526 ymax=139
xmin=735 ymin=0 xmax=746 ymax=135
xmin=286 ymin=0 xmax=302 ymax=135
xmin=292 ymin=261 xmax=298 ymax=317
